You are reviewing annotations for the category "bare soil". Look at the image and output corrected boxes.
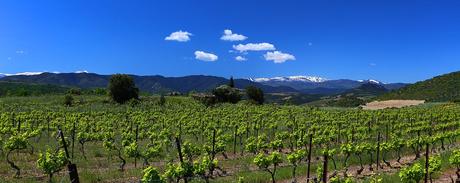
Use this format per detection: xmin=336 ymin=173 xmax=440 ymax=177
xmin=362 ymin=100 xmax=425 ymax=110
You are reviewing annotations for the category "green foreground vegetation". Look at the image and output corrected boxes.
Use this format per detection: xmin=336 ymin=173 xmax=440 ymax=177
xmin=0 ymin=94 xmax=459 ymax=183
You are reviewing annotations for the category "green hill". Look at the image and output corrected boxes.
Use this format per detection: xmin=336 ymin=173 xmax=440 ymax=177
xmin=0 ymin=82 xmax=69 ymax=97
xmin=377 ymin=71 xmax=460 ymax=102
xmin=341 ymin=83 xmax=388 ymax=98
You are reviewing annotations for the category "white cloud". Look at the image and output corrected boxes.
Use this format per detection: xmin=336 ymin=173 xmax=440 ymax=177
xmin=264 ymin=51 xmax=295 ymax=63
xmin=221 ymin=29 xmax=247 ymax=41
xmin=194 ymin=51 xmax=218 ymax=62
xmin=235 ymin=56 xmax=247 ymax=61
xmin=233 ymin=43 xmax=276 ymax=52
xmin=369 ymin=63 xmax=377 ymax=67
xmin=7 ymin=57 xmax=12 ymax=60
xmin=75 ymin=70 xmax=89 ymax=73
xmin=165 ymin=30 xmax=192 ymax=42
xmin=16 ymin=50 xmax=25 ymax=54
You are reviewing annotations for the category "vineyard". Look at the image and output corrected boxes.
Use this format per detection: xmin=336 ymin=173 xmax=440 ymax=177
xmin=0 ymin=96 xmax=459 ymax=183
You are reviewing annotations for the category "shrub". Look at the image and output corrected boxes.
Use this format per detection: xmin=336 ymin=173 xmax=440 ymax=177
xmin=191 ymin=93 xmax=217 ymax=107
xmin=450 ymin=150 xmax=460 ymax=180
xmin=328 ymin=95 xmax=365 ymax=107
xmin=141 ymin=166 xmax=164 ymax=183
xmin=64 ymin=94 xmax=73 ymax=106
xmin=68 ymin=88 xmax=82 ymax=95
xmin=246 ymin=86 xmax=264 ymax=104
xmin=127 ymin=98 xmax=141 ymax=107
xmin=212 ymin=85 xmax=241 ymax=104
xmin=93 ymin=88 xmax=107 ymax=95
xmin=37 ymin=149 xmax=67 ymax=182
xmin=108 ymin=74 xmax=139 ymax=104
xmin=253 ymin=152 xmax=282 ymax=183
xmin=399 ymin=163 xmax=425 ymax=183
xmin=158 ymin=94 xmax=166 ymax=106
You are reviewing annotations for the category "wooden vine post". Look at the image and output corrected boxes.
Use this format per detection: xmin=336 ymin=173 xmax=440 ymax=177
xmin=376 ymin=132 xmax=380 ymax=171
xmin=58 ymin=127 xmax=80 ymax=183
xmin=425 ymin=143 xmax=429 ymax=183
xmin=306 ymin=134 xmax=313 ymax=183
xmin=322 ymin=152 xmax=328 ymax=183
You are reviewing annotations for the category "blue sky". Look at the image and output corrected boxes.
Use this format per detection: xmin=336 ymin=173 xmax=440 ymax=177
xmin=0 ymin=0 xmax=459 ymax=83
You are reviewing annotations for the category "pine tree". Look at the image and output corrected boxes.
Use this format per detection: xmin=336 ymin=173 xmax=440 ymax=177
xmin=228 ymin=76 xmax=235 ymax=88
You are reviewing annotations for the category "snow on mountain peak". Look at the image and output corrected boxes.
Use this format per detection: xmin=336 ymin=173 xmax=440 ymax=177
xmin=358 ymin=79 xmax=384 ymax=84
xmin=0 ymin=71 xmax=88 ymax=77
xmin=250 ymin=76 xmax=328 ymax=83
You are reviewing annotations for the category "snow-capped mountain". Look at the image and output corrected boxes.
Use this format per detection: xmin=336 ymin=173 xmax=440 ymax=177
xmin=250 ymin=76 xmax=328 ymax=83
xmin=0 ymin=72 xmax=49 ymax=77
xmin=0 ymin=71 xmax=88 ymax=77
xmin=358 ymin=79 xmax=384 ymax=84
xmin=251 ymin=76 xmax=406 ymax=94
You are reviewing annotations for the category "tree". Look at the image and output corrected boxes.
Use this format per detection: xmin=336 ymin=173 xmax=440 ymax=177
xmin=158 ymin=94 xmax=166 ymax=106
xmin=64 ymin=94 xmax=74 ymax=106
xmin=228 ymin=76 xmax=235 ymax=88
xmin=108 ymin=74 xmax=139 ymax=104
xmin=246 ymin=86 xmax=264 ymax=104
xmin=212 ymin=85 xmax=241 ymax=104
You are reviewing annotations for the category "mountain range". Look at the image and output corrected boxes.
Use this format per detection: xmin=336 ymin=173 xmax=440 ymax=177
xmin=250 ymin=76 xmax=407 ymax=94
xmin=0 ymin=72 xmax=408 ymax=95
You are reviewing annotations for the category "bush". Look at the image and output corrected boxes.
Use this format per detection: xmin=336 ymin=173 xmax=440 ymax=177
xmin=212 ymin=85 xmax=241 ymax=104
xmin=158 ymin=94 xmax=166 ymax=106
xmin=108 ymin=74 xmax=139 ymax=104
xmin=328 ymin=95 xmax=365 ymax=107
xmin=192 ymin=93 xmax=217 ymax=107
xmin=93 ymin=88 xmax=107 ymax=95
xmin=450 ymin=150 xmax=460 ymax=180
xmin=141 ymin=166 xmax=164 ymax=183
xmin=127 ymin=98 xmax=141 ymax=107
xmin=64 ymin=94 xmax=73 ymax=106
xmin=246 ymin=86 xmax=264 ymax=104
xmin=37 ymin=149 xmax=67 ymax=182
xmin=399 ymin=163 xmax=425 ymax=183
xmin=68 ymin=88 xmax=82 ymax=95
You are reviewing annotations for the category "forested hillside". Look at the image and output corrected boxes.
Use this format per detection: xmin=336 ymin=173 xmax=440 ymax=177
xmin=378 ymin=71 xmax=460 ymax=102
xmin=0 ymin=82 xmax=69 ymax=96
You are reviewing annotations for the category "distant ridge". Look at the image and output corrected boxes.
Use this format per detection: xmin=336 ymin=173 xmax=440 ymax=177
xmin=0 ymin=72 xmax=409 ymax=95
xmin=0 ymin=72 xmax=298 ymax=94
xmin=377 ymin=71 xmax=460 ymax=102
xmin=341 ymin=83 xmax=388 ymax=97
